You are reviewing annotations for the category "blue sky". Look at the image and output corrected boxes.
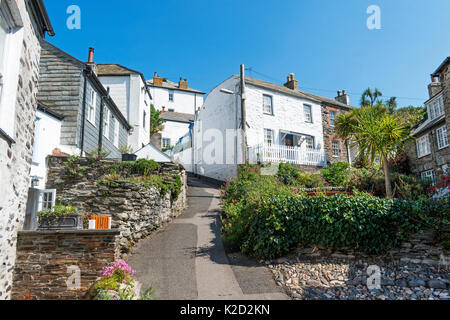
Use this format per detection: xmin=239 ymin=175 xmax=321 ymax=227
xmin=44 ymin=0 xmax=450 ymax=108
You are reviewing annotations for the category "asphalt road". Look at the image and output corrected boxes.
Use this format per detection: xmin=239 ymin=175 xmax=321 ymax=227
xmin=127 ymin=176 xmax=288 ymax=300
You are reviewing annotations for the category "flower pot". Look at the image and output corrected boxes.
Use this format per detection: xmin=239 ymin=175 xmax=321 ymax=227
xmin=122 ymin=154 xmax=137 ymax=162
xmin=38 ymin=214 xmax=83 ymax=231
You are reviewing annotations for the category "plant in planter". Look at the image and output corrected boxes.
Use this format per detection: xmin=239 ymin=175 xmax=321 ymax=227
xmin=38 ymin=205 xmax=84 ymax=230
xmin=119 ymin=145 xmax=137 ymax=162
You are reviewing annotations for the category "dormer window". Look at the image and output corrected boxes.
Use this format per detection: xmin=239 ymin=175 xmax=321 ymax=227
xmin=427 ymin=94 xmax=444 ymax=120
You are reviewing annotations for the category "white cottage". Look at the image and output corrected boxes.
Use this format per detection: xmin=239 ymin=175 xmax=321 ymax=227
xmin=194 ymin=73 xmax=354 ymax=182
xmin=147 ymin=73 xmax=204 ymax=149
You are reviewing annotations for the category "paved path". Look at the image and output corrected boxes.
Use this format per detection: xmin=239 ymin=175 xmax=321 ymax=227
xmin=128 ymin=177 xmax=288 ymax=300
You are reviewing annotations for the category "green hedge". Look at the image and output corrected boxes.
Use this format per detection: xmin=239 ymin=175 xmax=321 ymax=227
xmin=223 ymin=194 xmax=448 ymax=260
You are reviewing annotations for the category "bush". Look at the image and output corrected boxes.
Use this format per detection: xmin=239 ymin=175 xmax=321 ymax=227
xmin=228 ymin=194 xmax=449 ymax=259
xmin=276 ymin=163 xmax=301 ymax=186
xmin=321 ymin=162 xmax=351 ymax=187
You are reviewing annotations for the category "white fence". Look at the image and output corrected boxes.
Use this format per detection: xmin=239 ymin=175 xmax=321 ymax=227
xmin=249 ymin=144 xmax=327 ymax=167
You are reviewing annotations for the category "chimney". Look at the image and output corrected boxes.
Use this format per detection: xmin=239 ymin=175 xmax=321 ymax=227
xmin=153 ymin=72 xmax=163 ymax=87
xmin=178 ymin=77 xmax=188 ymax=90
xmin=161 ymin=106 xmax=166 ymax=113
xmin=428 ymin=75 xmax=442 ymax=99
xmin=86 ymin=47 xmax=97 ymax=75
xmin=335 ymin=89 xmax=350 ymax=105
xmin=284 ymin=73 xmax=298 ymax=91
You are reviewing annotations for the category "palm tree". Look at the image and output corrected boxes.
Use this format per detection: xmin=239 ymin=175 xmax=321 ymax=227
xmin=335 ymin=106 xmax=411 ymax=198
xmin=361 ymin=88 xmax=383 ymax=107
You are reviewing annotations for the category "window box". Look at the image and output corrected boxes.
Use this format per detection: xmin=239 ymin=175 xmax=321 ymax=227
xmin=122 ymin=153 xmax=137 ymax=162
xmin=38 ymin=214 xmax=83 ymax=231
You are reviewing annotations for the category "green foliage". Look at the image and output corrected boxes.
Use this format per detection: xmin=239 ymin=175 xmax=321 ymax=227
xmin=131 ymin=158 xmax=160 ymax=176
xmin=87 ymin=148 xmax=110 ymax=161
xmin=151 ymin=104 xmax=166 ymax=135
xmin=321 ymin=162 xmax=351 ymax=187
xmin=119 ymin=145 xmax=134 ymax=154
xmin=38 ymin=204 xmax=78 ymax=219
xmin=223 ymin=193 xmax=449 ymax=260
xmin=276 ymin=163 xmax=300 ymax=186
xmin=64 ymin=155 xmax=86 ymax=178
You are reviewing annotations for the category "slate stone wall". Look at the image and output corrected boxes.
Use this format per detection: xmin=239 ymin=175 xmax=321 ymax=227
xmin=11 ymin=230 xmax=119 ymax=300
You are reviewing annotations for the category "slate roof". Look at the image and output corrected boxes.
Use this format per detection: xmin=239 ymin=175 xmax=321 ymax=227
xmin=146 ymin=78 xmax=205 ymax=95
xmin=160 ymin=112 xmax=195 ymax=123
xmin=243 ymin=76 xmax=354 ymax=109
xmin=432 ymin=57 xmax=450 ymax=77
xmin=410 ymin=114 xmax=446 ymax=137
xmin=97 ymin=64 xmax=140 ymax=76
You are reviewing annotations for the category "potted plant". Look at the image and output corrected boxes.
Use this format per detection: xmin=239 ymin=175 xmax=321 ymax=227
xmin=119 ymin=145 xmax=137 ymax=162
xmin=38 ymin=205 xmax=84 ymax=230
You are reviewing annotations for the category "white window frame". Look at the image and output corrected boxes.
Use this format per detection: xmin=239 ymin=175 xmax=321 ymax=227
xmin=264 ymin=128 xmax=274 ymax=146
xmin=305 ymin=136 xmax=314 ymax=150
xmin=436 ymin=125 xmax=449 ymax=150
xmin=162 ymin=138 xmax=171 ymax=149
xmin=169 ymin=90 xmax=174 ymax=102
xmin=113 ymin=117 xmax=119 ymax=147
xmin=263 ymin=94 xmax=273 ymax=115
xmin=103 ymin=108 xmax=110 ymax=139
xmin=421 ymin=170 xmax=435 ymax=185
xmin=0 ymin=1 xmax=24 ymax=140
xmin=86 ymin=84 xmax=97 ymax=125
xmin=416 ymin=134 xmax=431 ymax=158
xmin=427 ymin=94 xmax=444 ymax=121
xmin=304 ymin=104 xmax=313 ymax=123
xmin=329 ymin=110 xmax=337 ymax=127
xmin=332 ymin=140 xmax=341 ymax=157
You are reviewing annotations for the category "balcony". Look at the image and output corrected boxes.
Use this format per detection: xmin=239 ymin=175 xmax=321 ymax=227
xmin=249 ymin=144 xmax=328 ymax=167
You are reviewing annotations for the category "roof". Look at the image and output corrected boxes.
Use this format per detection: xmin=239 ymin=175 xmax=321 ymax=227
xmin=411 ymin=114 xmax=446 ymax=137
xmin=432 ymin=57 xmax=450 ymax=77
xmin=30 ymin=0 xmax=55 ymax=36
xmin=243 ymin=76 xmax=354 ymax=109
xmin=135 ymin=144 xmax=172 ymax=163
xmin=37 ymin=101 xmax=64 ymax=120
xmin=160 ymin=112 xmax=195 ymax=123
xmin=146 ymin=79 xmax=205 ymax=95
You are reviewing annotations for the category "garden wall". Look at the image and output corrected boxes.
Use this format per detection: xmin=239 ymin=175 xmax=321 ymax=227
xmin=45 ymin=156 xmax=188 ymax=256
xmin=11 ymin=230 xmax=119 ymax=300
xmin=295 ymin=229 xmax=448 ymax=267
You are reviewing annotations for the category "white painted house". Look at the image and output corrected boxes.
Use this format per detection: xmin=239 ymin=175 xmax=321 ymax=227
xmin=147 ymin=73 xmax=204 ymax=149
xmin=193 ymin=73 xmax=353 ymax=182
xmin=30 ymin=103 xmax=63 ymax=189
xmin=98 ymin=64 xmax=152 ymax=152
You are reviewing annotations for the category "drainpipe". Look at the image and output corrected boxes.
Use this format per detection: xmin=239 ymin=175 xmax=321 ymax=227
xmin=193 ymin=93 xmax=197 ymax=174
xmin=240 ymin=64 xmax=248 ymax=164
xmin=80 ymin=72 xmax=88 ymax=157
xmin=98 ymin=88 xmax=110 ymax=154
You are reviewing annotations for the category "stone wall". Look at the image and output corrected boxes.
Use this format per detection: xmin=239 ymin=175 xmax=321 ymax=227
xmin=295 ymin=229 xmax=448 ymax=267
xmin=11 ymin=230 xmax=119 ymax=300
xmin=45 ymin=156 xmax=187 ymax=256
xmin=0 ymin=0 xmax=43 ymax=300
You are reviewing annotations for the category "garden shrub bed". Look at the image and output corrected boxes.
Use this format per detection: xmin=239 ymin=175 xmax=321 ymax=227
xmin=221 ymin=165 xmax=449 ymax=260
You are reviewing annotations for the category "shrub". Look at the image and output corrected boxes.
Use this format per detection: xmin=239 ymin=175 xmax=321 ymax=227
xmin=321 ymin=162 xmax=351 ymax=187
xmin=276 ymin=163 xmax=300 ymax=186
xmin=231 ymin=194 xmax=449 ymax=259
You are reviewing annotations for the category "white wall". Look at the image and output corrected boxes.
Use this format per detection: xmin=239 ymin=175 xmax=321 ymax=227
xmin=30 ymin=110 xmax=62 ymax=189
xmin=99 ymin=74 xmax=150 ymax=152
xmin=161 ymin=121 xmax=191 ymax=148
xmin=173 ymin=148 xmax=193 ymax=172
xmin=150 ymin=86 xmax=203 ymax=115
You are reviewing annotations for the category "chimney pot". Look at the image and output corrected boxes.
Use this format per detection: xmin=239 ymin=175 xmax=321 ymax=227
xmin=88 ymin=47 xmax=95 ymax=63
xmin=337 ymin=91 xmax=341 ymax=97
xmin=342 ymin=90 xmax=346 ymax=95
xmin=284 ymin=73 xmax=298 ymax=91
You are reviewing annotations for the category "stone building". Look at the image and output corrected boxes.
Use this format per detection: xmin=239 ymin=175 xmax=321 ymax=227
xmin=406 ymin=57 xmax=450 ymax=182
xmin=193 ymin=73 xmax=354 ymax=182
xmin=0 ymin=0 xmax=54 ymax=300
xmin=37 ymin=41 xmax=132 ymax=160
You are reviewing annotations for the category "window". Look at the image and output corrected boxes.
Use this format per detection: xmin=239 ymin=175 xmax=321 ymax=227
xmin=263 ymin=94 xmax=273 ymax=115
xmin=436 ymin=125 xmax=449 ymax=150
xmin=427 ymin=95 xmax=444 ymax=120
xmin=86 ymin=85 xmax=96 ymax=125
xmin=103 ymin=108 xmax=110 ymax=139
xmin=169 ymin=90 xmax=174 ymax=102
xmin=143 ymin=110 xmax=146 ymax=130
xmin=168 ymin=108 xmax=175 ymax=112
xmin=416 ymin=134 xmax=431 ymax=158
xmin=162 ymin=138 xmax=171 ymax=149
xmin=264 ymin=129 xmax=274 ymax=145
xmin=305 ymin=137 xmax=314 ymax=150
xmin=304 ymin=105 xmax=313 ymax=123
xmin=329 ymin=110 xmax=337 ymax=127
xmin=113 ymin=117 xmax=119 ymax=147
xmin=421 ymin=170 xmax=435 ymax=185
xmin=332 ymin=140 xmax=341 ymax=157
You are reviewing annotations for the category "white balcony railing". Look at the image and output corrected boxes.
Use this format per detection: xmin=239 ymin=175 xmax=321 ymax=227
xmin=249 ymin=144 xmax=328 ymax=167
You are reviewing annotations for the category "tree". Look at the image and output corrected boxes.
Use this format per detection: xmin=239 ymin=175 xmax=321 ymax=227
xmin=394 ymin=105 xmax=427 ymax=129
xmin=361 ymin=88 xmax=383 ymax=107
xmin=335 ymin=106 xmax=411 ymax=198
xmin=150 ymin=104 xmax=166 ymax=135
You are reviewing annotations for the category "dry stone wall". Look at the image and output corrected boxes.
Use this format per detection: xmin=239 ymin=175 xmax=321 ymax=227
xmin=45 ymin=156 xmax=187 ymax=256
